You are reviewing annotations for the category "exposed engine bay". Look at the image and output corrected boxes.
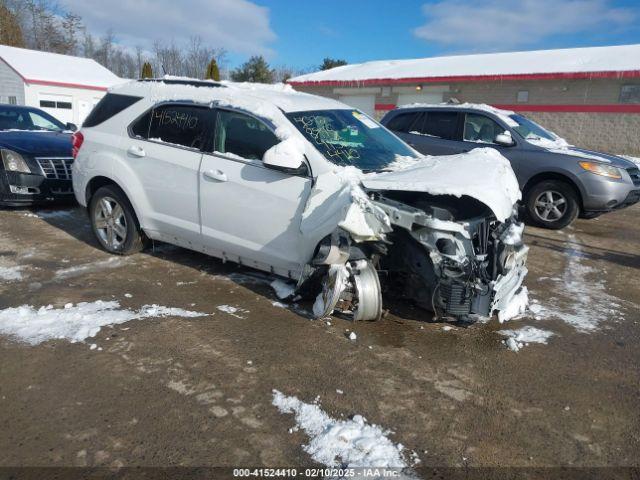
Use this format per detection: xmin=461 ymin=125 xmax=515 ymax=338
xmin=305 ymin=190 xmax=528 ymax=322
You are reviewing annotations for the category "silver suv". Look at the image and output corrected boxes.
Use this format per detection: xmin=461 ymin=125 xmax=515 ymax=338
xmin=72 ymin=79 xmax=528 ymax=322
xmin=382 ymin=103 xmax=640 ymax=229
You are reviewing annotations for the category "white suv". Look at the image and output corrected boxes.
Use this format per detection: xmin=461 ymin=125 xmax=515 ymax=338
xmin=72 ymin=78 xmax=528 ymax=322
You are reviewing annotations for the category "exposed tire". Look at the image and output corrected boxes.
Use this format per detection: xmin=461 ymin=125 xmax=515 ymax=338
xmin=89 ymin=185 xmax=148 ymax=255
xmin=525 ymin=180 xmax=580 ymax=230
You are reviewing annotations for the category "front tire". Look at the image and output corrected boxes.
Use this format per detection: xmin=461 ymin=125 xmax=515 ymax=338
xmin=89 ymin=185 xmax=147 ymax=255
xmin=525 ymin=180 xmax=579 ymax=230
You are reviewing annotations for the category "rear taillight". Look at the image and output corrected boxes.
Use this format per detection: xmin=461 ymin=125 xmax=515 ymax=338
xmin=72 ymin=131 xmax=84 ymax=159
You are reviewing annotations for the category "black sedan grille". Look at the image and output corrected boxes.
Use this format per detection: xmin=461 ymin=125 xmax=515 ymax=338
xmin=36 ymin=157 xmax=74 ymax=180
xmin=627 ymin=167 xmax=640 ymax=186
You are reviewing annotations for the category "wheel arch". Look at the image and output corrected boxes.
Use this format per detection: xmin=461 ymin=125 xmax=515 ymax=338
xmin=85 ymin=176 xmax=145 ymax=230
xmin=522 ymin=171 xmax=584 ymax=212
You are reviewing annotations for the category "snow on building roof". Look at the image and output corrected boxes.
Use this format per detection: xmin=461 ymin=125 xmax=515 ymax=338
xmin=289 ymin=44 xmax=640 ymax=86
xmin=0 ymin=45 xmax=123 ymax=90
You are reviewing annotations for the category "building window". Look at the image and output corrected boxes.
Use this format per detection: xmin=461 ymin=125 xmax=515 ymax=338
xmin=517 ymin=90 xmax=529 ymax=103
xmin=8 ymin=96 xmax=17 ymax=105
xmin=39 ymin=100 xmax=73 ymax=109
xmin=620 ymin=85 xmax=640 ymax=104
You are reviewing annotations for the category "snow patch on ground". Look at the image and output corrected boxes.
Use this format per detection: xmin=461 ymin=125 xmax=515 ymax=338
xmin=498 ymin=326 xmax=555 ymax=352
xmin=216 ymin=305 xmax=248 ymax=318
xmin=0 ymin=265 xmax=24 ymax=281
xmin=0 ymin=301 xmax=208 ymax=345
xmin=54 ymin=257 xmax=126 ymax=279
xmin=530 ymin=234 xmax=624 ymax=332
xmin=272 ymin=390 xmax=414 ymax=470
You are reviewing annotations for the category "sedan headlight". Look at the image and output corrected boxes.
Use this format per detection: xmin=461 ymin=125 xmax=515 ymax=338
xmin=578 ymin=161 xmax=621 ymax=179
xmin=1 ymin=149 xmax=31 ymax=173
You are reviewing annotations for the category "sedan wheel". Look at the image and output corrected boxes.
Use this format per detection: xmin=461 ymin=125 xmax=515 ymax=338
xmin=534 ymin=190 xmax=567 ymax=222
xmin=94 ymin=196 xmax=128 ymax=250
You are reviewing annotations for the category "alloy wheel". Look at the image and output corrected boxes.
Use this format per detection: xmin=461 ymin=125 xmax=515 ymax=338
xmin=94 ymin=196 xmax=127 ymax=249
xmin=534 ymin=190 xmax=567 ymax=221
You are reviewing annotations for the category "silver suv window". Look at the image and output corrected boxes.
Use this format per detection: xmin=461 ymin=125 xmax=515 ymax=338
xmin=463 ymin=113 xmax=503 ymax=144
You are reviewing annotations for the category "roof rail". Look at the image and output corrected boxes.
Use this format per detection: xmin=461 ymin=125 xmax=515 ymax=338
xmin=137 ymin=78 xmax=225 ymax=88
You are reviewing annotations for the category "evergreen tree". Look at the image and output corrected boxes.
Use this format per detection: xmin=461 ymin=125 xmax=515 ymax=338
xmin=230 ymin=55 xmax=274 ymax=83
xmin=205 ymin=58 xmax=220 ymax=81
xmin=141 ymin=62 xmax=153 ymax=79
xmin=320 ymin=58 xmax=347 ymax=70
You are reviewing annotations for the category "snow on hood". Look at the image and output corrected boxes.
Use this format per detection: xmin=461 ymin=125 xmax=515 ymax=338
xmin=361 ymin=148 xmax=521 ymax=222
xmin=527 ymin=136 xmax=638 ymax=167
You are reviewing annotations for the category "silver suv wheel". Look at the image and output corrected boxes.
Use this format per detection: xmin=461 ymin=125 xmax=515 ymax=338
xmin=93 ymin=196 xmax=127 ymax=249
xmin=534 ymin=190 xmax=567 ymax=221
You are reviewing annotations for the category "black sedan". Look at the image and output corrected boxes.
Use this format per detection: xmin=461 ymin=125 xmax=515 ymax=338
xmin=0 ymin=104 xmax=77 ymax=206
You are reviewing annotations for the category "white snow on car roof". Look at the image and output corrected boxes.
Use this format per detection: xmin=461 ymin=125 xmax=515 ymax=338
xmin=0 ymin=45 xmax=124 ymax=90
xmin=112 ymin=78 xmax=348 ymax=114
xmin=397 ymin=102 xmax=519 ymax=127
xmin=289 ymin=44 xmax=640 ymax=84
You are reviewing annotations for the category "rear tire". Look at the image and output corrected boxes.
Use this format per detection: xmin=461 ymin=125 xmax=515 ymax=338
xmin=89 ymin=185 xmax=147 ymax=255
xmin=525 ymin=180 xmax=580 ymax=230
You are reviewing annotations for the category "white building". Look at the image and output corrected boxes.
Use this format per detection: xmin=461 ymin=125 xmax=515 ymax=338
xmin=0 ymin=45 xmax=123 ymax=126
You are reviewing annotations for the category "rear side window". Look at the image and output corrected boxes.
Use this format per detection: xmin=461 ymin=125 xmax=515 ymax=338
xmin=134 ymin=104 xmax=211 ymax=150
xmin=83 ymin=94 xmax=142 ymax=128
xmin=420 ymin=111 xmax=459 ymax=140
xmin=385 ymin=112 xmax=421 ymax=133
xmin=214 ymin=110 xmax=278 ymax=160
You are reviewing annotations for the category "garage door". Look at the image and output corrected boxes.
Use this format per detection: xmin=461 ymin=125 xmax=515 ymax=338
xmin=39 ymin=94 xmax=73 ymax=124
xmin=338 ymin=94 xmax=375 ymax=116
xmin=396 ymin=92 xmax=443 ymax=108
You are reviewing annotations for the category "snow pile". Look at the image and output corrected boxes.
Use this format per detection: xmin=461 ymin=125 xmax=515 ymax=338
xmin=0 ymin=265 xmax=24 ymax=281
xmin=498 ymin=287 xmax=529 ymax=323
xmin=271 ymin=279 xmax=296 ymax=299
xmin=272 ymin=390 xmax=412 ymax=470
xmin=55 ymin=257 xmax=125 ymax=279
xmin=498 ymin=326 xmax=555 ymax=352
xmin=0 ymin=301 xmax=208 ymax=345
xmin=362 ymin=148 xmax=521 ymax=222
xmin=619 ymin=155 xmax=640 ymax=166
xmin=263 ymin=136 xmax=307 ymax=168
xmin=501 ymin=222 xmax=525 ymax=245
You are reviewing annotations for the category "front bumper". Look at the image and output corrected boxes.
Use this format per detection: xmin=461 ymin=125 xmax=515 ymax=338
xmin=0 ymin=171 xmax=75 ymax=206
xmin=579 ymin=169 xmax=640 ymax=213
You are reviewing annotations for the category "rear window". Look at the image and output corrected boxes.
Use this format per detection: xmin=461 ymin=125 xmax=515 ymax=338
xmin=83 ymin=93 xmax=142 ymax=128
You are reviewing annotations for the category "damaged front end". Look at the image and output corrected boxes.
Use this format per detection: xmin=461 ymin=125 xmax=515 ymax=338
xmin=304 ymin=189 xmax=528 ymax=322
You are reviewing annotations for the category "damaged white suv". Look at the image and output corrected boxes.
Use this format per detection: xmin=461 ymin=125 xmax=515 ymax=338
xmin=72 ymin=78 xmax=528 ymax=322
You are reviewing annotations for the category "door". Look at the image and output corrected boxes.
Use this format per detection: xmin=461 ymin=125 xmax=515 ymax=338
xmin=199 ymin=109 xmax=313 ymax=276
xmin=38 ymin=93 xmax=73 ymax=124
xmin=126 ymin=102 xmax=212 ymax=242
xmin=338 ymin=94 xmax=375 ymax=116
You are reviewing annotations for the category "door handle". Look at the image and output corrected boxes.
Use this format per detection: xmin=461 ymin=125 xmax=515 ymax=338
xmin=203 ymin=169 xmax=227 ymax=182
xmin=127 ymin=145 xmax=146 ymax=158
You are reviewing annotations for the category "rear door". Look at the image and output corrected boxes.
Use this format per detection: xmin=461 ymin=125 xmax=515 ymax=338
xmin=199 ymin=108 xmax=313 ymax=277
xmin=126 ymin=102 xmax=212 ymax=242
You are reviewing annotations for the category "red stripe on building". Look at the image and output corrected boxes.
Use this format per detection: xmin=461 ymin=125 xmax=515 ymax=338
xmin=494 ymin=104 xmax=640 ymax=113
xmin=374 ymin=103 xmax=396 ymax=111
xmin=25 ymin=79 xmax=109 ymax=91
xmin=289 ymin=70 xmax=640 ymax=87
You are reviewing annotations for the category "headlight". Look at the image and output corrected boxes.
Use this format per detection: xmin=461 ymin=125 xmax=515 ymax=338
xmin=1 ymin=149 xmax=30 ymax=173
xmin=578 ymin=161 xmax=621 ymax=179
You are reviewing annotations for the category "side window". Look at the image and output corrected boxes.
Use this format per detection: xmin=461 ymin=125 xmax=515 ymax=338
xmin=463 ymin=113 xmax=503 ymax=144
xmin=145 ymin=104 xmax=211 ymax=150
xmin=420 ymin=111 xmax=458 ymax=140
xmin=130 ymin=110 xmax=152 ymax=138
xmin=214 ymin=110 xmax=279 ymax=160
xmin=385 ymin=112 xmax=421 ymax=133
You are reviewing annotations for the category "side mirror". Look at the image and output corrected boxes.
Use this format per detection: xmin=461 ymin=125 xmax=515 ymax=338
xmin=495 ymin=132 xmax=514 ymax=146
xmin=263 ymin=137 xmax=308 ymax=174
xmin=66 ymin=122 xmax=78 ymax=132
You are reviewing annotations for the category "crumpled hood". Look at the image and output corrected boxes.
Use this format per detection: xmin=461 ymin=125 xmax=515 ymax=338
xmin=361 ymin=148 xmax=521 ymax=222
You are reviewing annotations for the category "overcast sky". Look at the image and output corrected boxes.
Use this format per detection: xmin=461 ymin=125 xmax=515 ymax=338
xmin=60 ymin=0 xmax=640 ymax=69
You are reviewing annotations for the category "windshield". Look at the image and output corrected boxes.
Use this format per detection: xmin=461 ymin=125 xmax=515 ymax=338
xmin=286 ymin=109 xmax=419 ymax=171
xmin=0 ymin=106 xmax=66 ymax=132
xmin=509 ymin=114 xmax=556 ymax=141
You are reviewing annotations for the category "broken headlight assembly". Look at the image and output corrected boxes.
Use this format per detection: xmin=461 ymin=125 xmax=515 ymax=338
xmin=1 ymin=149 xmax=31 ymax=174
